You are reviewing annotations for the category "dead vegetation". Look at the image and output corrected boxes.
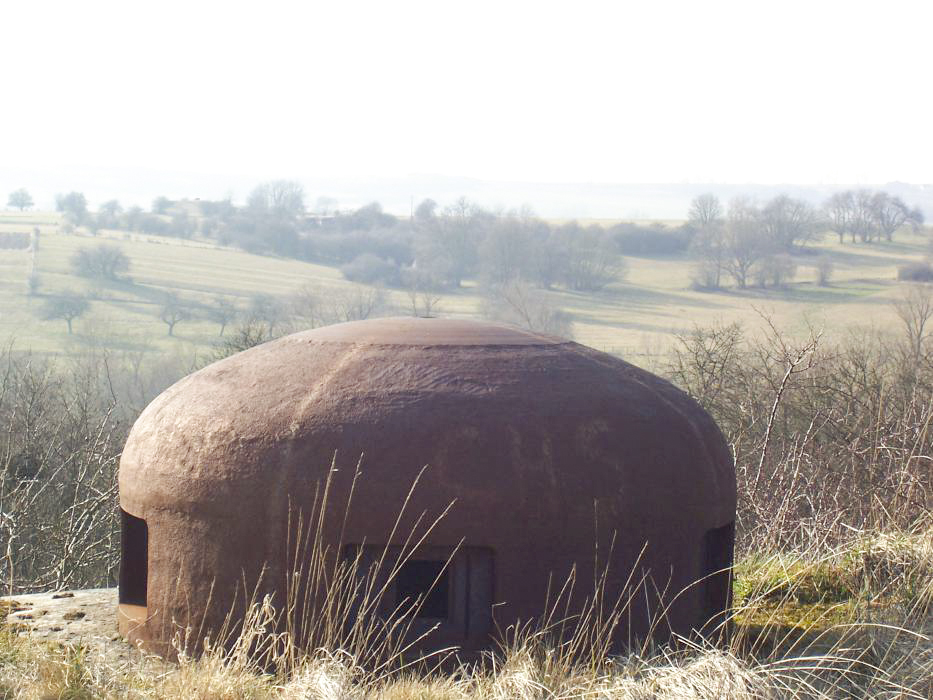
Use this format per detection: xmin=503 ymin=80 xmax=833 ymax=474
xmin=1 ymin=532 xmax=930 ymax=700
xmin=1 ymin=302 xmax=932 ymax=697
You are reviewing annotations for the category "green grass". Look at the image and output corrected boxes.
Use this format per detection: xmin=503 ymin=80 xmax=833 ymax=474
xmin=0 ymin=212 xmax=929 ymax=360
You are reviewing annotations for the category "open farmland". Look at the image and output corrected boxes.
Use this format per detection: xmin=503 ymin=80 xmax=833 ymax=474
xmin=2 ymin=209 xmax=932 ymax=700
xmin=0 ymin=210 xmax=929 ymax=364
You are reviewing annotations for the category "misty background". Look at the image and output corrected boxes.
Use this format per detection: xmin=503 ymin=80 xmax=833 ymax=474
xmin=3 ymin=168 xmax=933 ymax=221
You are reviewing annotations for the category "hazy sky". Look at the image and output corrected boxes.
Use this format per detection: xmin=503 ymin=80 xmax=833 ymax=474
xmin=3 ymin=0 xmax=932 ymax=188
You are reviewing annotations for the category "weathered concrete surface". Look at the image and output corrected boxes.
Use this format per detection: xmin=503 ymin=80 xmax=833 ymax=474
xmin=3 ymin=588 xmax=118 ymax=642
xmin=2 ymin=588 xmax=170 ymax=674
xmin=119 ymin=317 xmax=737 ymax=657
xmin=1 ymin=588 xmax=164 ymax=666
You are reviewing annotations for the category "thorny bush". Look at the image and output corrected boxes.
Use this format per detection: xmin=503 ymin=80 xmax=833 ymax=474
xmin=669 ymin=311 xmax=932 ymax=553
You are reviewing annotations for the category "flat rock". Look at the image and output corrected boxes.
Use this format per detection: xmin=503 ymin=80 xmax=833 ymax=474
xmin=1 ymin=588 xmax=165 ymax=670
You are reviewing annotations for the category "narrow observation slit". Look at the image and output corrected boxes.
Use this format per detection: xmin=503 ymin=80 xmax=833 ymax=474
xmin=702 ymin=520 xmax=735 ymax=626
xmin=119 ymin=509 xmax=148 ymax=606
xmin=397 ymin=560 xmax=449 ymax=618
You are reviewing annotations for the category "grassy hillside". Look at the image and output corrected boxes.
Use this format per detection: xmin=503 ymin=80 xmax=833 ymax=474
xmin=2 ymin=211 xmax=931 ymax=700
xmin=0 ymin=211 xmax=928 ymax=362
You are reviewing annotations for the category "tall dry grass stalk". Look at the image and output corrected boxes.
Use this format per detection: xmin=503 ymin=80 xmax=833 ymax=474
xmin=1 ymin=312 xmax=931 ymax=697
xmin=57 ymin=498 xmax=928 ymax=698
xmin=1 ymin=521 xmax=930 ymax=698
xmin=162 ymin=460 xmax=463 ymax=687
xmin=669 ymin=314 xmax=933 ymax=553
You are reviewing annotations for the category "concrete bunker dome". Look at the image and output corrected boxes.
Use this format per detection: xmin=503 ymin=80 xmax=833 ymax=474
xmin=118 ymin=317 xmax=736 ymax=657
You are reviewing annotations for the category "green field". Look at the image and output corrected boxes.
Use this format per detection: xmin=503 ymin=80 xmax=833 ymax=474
xmin=0 ymin=210 xmax=928 ymax=363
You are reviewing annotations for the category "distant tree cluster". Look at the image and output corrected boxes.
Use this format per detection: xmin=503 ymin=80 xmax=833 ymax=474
xmin=824 ymin=189 xmax=924 ymax=243
xmin=687 ymin=194 xmax=818 ymax=289
xmin=179 ymin=189 xmax=622 ymax=339
xmin=405 ymin=201 xmax=625 ymax=295
xmin=686 ymin=189 xmax=925 ymax=290
xmin=480 ymin=278 xmax=572 ymax=337
xmin=50 ymin=191 xmax=203 ymax=238
xmin=147 ymin=186 xmax=623 ymax=305
xmin=44 ymin=182 xmax=627 ymax=317
xmin=37 ymin=181 xmax=642 ymax=339
xmin=93 ymin=196 xmax=198 ymax=238
xmin=205 ymin=285 xmax=391 ymax=358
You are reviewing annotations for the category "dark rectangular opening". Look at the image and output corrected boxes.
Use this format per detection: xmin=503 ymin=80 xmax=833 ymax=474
xmin=119 ymin=509 xmax=148 ymax=606
xmin=396 ymin=560 xmax=449 ymax=618
xmin=703 ymin=520 xmax=735 ymax=628
xmin=343 ymin=545 xmax=493 ymax=639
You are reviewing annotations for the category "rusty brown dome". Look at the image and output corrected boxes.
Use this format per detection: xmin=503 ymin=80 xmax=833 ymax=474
xmin=118 ymin=317 xmax=736 ymax=657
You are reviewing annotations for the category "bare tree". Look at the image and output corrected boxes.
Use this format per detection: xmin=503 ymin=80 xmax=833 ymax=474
xmin=752 ymin=254 xmax=797 ymax=288
xmin=322 ymin=285 xmax=387 ymax=323
xmin=414 ymin=197 xmax=489 ymax=288
xmin=849 ymin=189 xmax=878 ymax=242
xmin=761 ymin=194 xmax=823 ymax=249
xmin=208 ymin=320 xmax=277 ymax=362
xmin=479 ymin=214 xmax=534 ymax=285
xmin=687 ymin=193 xmax=728 ymax=289
xmin=158 ymin=293 xmax=190 ymax=336
xmin=556 ymin=223 xmax=626 ymax=291
xmin=527 ymin=226 xmax=568 ymax=290
xmin=40 ymin=292 xmax=89 ymax=334
xmin=893 ymin=284 xmax=933 ymax=359
xmin=209 ymin=296 xmax=238 ymax=336
xmin=824 ymin=189 xmax=922 ymax=244
xmin=815 ymin=258 xmax=834 ymax=286
xmin=722 ymin=198 xmax=770 ymax=289
xmin=290 ymin=284 xmax=323 ymax=329
xmin=481 ymin=278 xmax=573 ymax=337
xmin=871 ymin=192 xmax=914 ymax=242
xmin=824 ymin=191 xmax=853 ymax=243
xmin=0 ymin=351 xmax=123 ymax=592
xmin=291 ymin=284 xmax=388 ymax=328
xmin=402 ymin=269 xmax=443 ymax=318
xmin=246 ymin=293 xmax=291 ymax=335
xmin=94 ymin=199 xmax=123 ymax=231
xmin=688 ymin=193 xmax=723 ymax=228
xmin=248 ymin=180 xmax=306 ymax=218
xmin=689 ymin=222 xmax=727 ymax=289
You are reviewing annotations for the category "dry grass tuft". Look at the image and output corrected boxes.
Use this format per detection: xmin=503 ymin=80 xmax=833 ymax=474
xmin=1 ymin=514 xmax=931 ymax=699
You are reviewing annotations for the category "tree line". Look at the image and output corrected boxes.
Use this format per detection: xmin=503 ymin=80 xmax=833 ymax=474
xmin=687 ymin=190 xmax=925 ymax=290
xmin=17 ymin=182 xmax=928 ymax=303
xmin=40 ymin=183 xmax=632 ymax=295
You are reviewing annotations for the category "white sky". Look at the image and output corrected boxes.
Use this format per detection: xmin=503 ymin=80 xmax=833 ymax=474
xmin=3 ymin=0 xmax=932 ymax=187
